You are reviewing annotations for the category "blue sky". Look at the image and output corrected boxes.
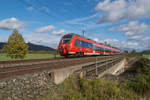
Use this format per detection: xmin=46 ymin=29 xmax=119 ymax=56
xmin=0 ymin=0 xmax=150 ymax=51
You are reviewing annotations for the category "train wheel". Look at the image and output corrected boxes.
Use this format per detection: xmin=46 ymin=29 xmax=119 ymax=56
xmin=75 ymin=52 xmax=79 ymax=57
xmin=82 ymin=52 xmax=84 ymax=56
xmin=79 ymin=52 xmax=82 ymax=56
xmin=65 ymin=55 xmax=68 ymax=58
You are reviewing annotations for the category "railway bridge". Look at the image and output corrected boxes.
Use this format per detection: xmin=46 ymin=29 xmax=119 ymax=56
xmin=0 ymin=55 xmax=126 ymax=99
xmin=51 ymin=55 xmax=125 ymax=84
xmin=0 ymin=55 xmax=125 ymax=82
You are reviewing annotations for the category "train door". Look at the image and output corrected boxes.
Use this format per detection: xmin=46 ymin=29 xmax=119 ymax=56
xmin=93 ymin=44 xmax=96 ymax=55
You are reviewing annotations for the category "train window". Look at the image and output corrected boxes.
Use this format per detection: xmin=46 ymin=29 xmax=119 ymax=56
xmin=88 ymin=43 xmax=93 ymax=48
xmin=75 ymin=39 xmax=83 ymax=47
xmin=62 ymin=34 xmax=73 ymax=38
xmin=61 ymin=34 xmax=73 ymax=44
xmin=82 ymin=41 xmax=86 ymax=47
xmin=62 ymin=38 xmax=71 ymax=44
xmin=94 ymin=46 xmax=104 ymax=51
xmin=79 ymin=40 xmax=82 ymax=46
xmin=75 ymin=39 xmax=80 ymax=46
xmin=83 ymin=41 xmax=91 ymax=48
xmin=75 ymin=39 xmax=93 ymax=48
xmin=105 ymin=48 xmax=109 ymax=52
xmin=101 ymin=48 xmax=104 ymax=51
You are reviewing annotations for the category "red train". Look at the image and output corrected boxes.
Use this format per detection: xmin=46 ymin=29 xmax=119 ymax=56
xmin=57 ymin=33 xmax=123 ymax=57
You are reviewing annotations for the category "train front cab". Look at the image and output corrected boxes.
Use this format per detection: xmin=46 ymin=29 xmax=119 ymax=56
xmin=57 ymin=34 xmax=74 ymax=57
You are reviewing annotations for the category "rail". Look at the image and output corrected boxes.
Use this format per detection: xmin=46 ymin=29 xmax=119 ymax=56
xmin=0 ymin=55 xmax=124 ymax=79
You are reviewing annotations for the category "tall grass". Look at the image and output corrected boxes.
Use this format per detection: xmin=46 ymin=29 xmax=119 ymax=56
xmin=40 ymin=76 xmax=140 ymax=100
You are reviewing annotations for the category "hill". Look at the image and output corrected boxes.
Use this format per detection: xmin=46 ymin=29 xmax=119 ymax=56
xmin=27 ymin=42 xmax=56 ymax=51
xmin=0 ymin=42 xmax=56 ymax=52
xmin=0 ymin=42 xmax=5 ymax=50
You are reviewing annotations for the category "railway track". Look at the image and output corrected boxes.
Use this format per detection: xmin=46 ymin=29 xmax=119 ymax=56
xmin=0 ymin=58 xmax=65 ymax=68
xmin=0 ymin=57 xmax=96 ymax=79
xmin=0 ymin=55 xmax=122 ymax=80
xmin=0 ymin=56 xmax=115 ymax=68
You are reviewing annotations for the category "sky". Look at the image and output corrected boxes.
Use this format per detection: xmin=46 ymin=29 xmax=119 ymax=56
xmin=0 ymin=0 xmax=150 ymax=51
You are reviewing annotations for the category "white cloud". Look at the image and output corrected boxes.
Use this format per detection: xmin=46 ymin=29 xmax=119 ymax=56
xmin=52 ymin=29 xmax=68 ymax=35
xmin=110 ymin=21 xmax=150 ymax=35
xmin=35 ymin=25 xmax=55 ymax=33
xmin=107 ymin=20 xmax=150 ymax=50
xmin=128 ymin=35 xmax=150 ymax=42
xmin=129 ymin=35 xmax=143 ymax=40
xmin=65 ymin=13 xmax=98 ymax=25
xmin=104 ymin=39 xmax=119 ymax=44
xmin=98 ymin=38 xmax=142 ymax=51
xmin=0 ymin=17 xmax=25 ymax=30
xmin=96 ymin=0 xmax=150 ymax=23
xmin=24 ymin=25 xmax=68 ymax=48
xmin=26 ymin=4 xmax=49 ymax=14
xmin=26 ymin=6 xmax=34 ymax=11
xmin=24 ymin=33 xmax=62 ymax=48
xmin=42 ymin=6 xmax=49 ymax=13
xmin=110 ymin=21 xmax=150 ymax=40
xmin=94 ymin=38 xmax=99 ymax=42
xmin=141 ymin=37 xmax=150 ymax=41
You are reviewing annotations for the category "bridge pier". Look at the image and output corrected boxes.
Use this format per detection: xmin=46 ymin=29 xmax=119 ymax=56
xmin=98 ymin=59 xmax=126 ymax=78
xmin=51 ymin=67 xmax=78 ymax=84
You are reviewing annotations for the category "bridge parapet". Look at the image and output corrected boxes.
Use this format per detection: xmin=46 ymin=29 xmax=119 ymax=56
xmin=82 ymin=55 xmax=125 ymax=78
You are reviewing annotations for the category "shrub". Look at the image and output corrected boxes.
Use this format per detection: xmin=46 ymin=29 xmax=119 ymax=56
xmin=128 ymin=58 xmax=150 ymax=95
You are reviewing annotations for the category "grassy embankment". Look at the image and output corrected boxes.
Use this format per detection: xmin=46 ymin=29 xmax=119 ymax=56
xmin=0 ymin=54 xmax=62 ymax=60
xmin=142 ymin=50 xmax=150 ymax=59
xmin=39 ymin=58 xmax=150 ymax=100
xmin=143 ymin=54 xmax=150 ymax=60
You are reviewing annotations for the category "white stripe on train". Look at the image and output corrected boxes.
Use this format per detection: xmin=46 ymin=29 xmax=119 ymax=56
xmin=68 ymin=52 xmax=110 ymax=55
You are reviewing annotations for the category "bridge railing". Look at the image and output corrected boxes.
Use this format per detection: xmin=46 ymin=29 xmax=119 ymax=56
xmin=82 ymin=55 xmax=124 ymax=77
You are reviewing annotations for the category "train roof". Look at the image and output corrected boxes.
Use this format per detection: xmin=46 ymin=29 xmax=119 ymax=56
xmin=64 ymin=33 xmax=122 ymax=51
xmin=66 ymin=33 xmax=99 ymax=43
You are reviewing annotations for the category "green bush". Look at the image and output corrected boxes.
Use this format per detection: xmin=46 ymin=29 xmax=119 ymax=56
xmin=128 ymin=58 xmax=150 ymax=95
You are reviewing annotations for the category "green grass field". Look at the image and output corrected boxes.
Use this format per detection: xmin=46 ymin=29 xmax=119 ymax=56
xmin=0 ymin=54 xmax=62 ymax=60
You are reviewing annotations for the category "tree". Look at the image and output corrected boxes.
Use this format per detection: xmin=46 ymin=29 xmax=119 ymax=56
xmin=130 ymin=49 xmax=136 ymax=56
xmin=124 ymin=50 xmax=129 ymax=54
xmin=3 ymin=29 xmax=28 ymax=59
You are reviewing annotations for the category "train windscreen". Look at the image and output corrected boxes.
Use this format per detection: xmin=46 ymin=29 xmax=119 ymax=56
xmin=61 ymin=34 xmax=73 ymax=44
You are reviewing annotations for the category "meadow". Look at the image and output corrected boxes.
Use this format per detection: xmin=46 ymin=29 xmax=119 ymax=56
xmin=0 ymin=54 xmax=62 ymax=60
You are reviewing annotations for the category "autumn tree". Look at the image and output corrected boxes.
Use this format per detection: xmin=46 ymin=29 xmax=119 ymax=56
xmin=130 ymin=49 xmax=137 ymax=56
xmin=3 ymin=29 xmax=28 ymax=59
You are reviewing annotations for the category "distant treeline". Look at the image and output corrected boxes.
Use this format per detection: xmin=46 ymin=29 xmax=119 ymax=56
xmin=142 ymin=50 xmax=150 ymax=55
xmin=0 ymin=42 xmax=56 ymax=53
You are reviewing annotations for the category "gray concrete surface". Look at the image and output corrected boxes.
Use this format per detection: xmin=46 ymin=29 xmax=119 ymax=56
xmin=98 ymin=59 xmax=126 ymax=78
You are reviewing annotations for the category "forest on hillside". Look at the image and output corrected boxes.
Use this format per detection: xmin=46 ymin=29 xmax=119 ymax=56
xmin=0 ymin=42 xmax=56 ymax=52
